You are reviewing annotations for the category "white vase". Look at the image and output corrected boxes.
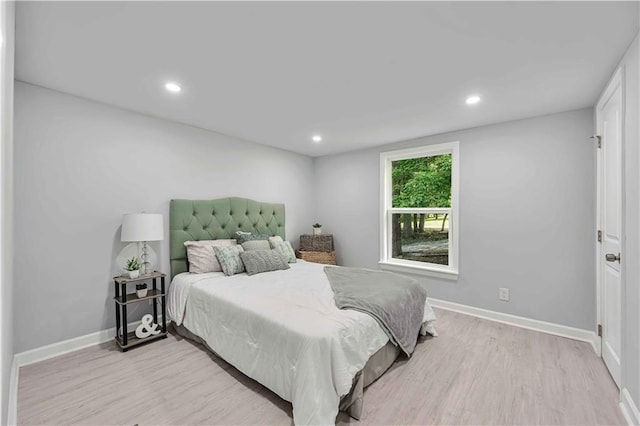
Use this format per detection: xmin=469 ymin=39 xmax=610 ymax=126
xmin=313 ymin=227 xmax=322 ymax=235
xmin=128 ymin=270 xmax=140 ymax=279
xmin=136 ymin=288 xmax=148 ymax=298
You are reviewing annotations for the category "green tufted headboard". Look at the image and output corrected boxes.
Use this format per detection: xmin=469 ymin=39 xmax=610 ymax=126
xmin=170 ymin=197 xmax=286 ymax=279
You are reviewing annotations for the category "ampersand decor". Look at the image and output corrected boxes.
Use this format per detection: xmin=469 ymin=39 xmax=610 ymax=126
xmin=135 ymin=314 xmax=161 ymax=339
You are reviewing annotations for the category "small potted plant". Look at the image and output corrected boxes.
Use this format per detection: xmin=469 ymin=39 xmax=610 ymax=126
xmin=312 ymin=223 xmax=322 ymax=236
xmin=136 ymin=283 xmax=148 ymax=298
xmin=124 ymin=257 xmax=141 ymax=279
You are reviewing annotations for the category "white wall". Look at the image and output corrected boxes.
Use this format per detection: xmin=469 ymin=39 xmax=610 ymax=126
xmin=1 ymin=1 xmax=14 ymax=423
xmin=314 ymin=108 xmax=596 ymax=331
xmin=13 ymin=82 xmax=315 ymax=353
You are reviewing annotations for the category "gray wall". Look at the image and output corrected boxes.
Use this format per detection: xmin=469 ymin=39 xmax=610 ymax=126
xmin=1 ymin=1 xmax=14 ymax=423
xmin=13 ymin=82 xmax=315 ymax=353
xmin=613 ymin=33 xmax=640 ymax=414
xmin=314 ymin=108 xmax=595 ymax=331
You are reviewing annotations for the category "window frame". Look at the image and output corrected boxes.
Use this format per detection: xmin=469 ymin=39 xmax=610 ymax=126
xmin=379 ymin=142 xmax=460 ymax=280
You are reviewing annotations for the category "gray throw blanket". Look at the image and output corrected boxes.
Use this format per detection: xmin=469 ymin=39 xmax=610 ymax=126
xmin=324 ymin=266 xmax=427 ymax=356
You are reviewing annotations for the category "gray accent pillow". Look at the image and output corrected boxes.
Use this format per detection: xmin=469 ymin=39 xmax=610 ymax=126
xmin=240 ymin=249 xmax=290 ymax=276
xmin=241 ymin=240 xmax=271 ymax=251
xmin=213 ymin=245 xmax=245 ymax=276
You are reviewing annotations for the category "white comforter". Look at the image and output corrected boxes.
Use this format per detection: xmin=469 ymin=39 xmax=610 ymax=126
xmin=167 ymin=260 xmax=436 ymax=425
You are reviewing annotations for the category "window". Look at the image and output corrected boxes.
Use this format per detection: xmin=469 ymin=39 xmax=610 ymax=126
xmin=379 ymin=142 xmax=459 ymax=279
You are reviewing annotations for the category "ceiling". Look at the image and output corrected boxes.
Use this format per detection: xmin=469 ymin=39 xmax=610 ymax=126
xmin=15 ymin=1 xmax=639 ymax=157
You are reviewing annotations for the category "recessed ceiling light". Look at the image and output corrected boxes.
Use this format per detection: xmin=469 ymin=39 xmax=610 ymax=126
xmin=165 ymin=82 xmax=182 ymax=93
xmin=465 ymin=95 xmax=481 ymax=105
xmin=312 ymin=135 xmax=322 ymax=143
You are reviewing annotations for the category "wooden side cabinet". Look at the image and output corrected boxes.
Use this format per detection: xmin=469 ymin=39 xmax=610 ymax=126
xmin=297 ymin=234 xmax=337 ymax=265
xmin=295 ymin=249 xmax=337 ymax=265
xmin=113 ymin=271 xmax=167 ymax=351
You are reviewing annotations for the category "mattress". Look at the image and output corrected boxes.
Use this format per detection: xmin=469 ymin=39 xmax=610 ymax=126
xmin=167 ymin=260 xmax=436 ymax=425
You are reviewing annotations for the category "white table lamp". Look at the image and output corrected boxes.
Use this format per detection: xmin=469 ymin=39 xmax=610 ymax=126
xmin=121 ymin=213 xmax=164 ymax=275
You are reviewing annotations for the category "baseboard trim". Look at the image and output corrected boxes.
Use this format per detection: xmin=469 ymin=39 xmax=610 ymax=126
xmin=13 ymin=317 xmax=163 ymax=367
xmin=7 ymin=356 xmax=18 ymax=426
xmin=428 ymin=298 xmax=600 ymax=355
xmin=621 ymin=388 xmax=640 ymax=425
xmin=14 ymin=327 xmax=116 ymax=368
xmin=7 ymin=317 xmax=165 ymax=425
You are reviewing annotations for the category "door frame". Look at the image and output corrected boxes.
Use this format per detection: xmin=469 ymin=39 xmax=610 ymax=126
xmin=595 ymin=66 xmax=625 ymax=371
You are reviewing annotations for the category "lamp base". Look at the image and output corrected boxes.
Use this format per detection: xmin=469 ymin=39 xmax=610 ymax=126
xmin=140 ymin=241 xmax=151 ymax=275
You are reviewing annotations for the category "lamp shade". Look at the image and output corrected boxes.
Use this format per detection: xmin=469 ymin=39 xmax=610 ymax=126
xmin=121 ymin=213 xmax=164 ymax=242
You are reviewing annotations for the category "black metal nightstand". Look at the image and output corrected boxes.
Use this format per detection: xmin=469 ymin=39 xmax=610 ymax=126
xmin=113 ymin=271 xmax=167 ymax=351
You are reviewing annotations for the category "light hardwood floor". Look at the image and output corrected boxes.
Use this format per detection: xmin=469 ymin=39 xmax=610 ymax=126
xmin=17 ymin=308 xmax=625 ymax=425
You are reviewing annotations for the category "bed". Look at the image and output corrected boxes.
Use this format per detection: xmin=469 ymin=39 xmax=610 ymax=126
xmin=166 ymin=197 xmax=436 ymax=425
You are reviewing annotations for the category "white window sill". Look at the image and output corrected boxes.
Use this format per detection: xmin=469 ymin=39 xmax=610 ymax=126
xmin=378 ymin=260 xmax=459 ymax=281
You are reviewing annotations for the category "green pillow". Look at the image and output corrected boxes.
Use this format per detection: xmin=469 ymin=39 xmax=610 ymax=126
xmin=273 ymin=240 xmax=296 ymax=263
xmin=213 ymin=245 xmax=245 ymax=276
xmin=269 ymin=236 xmax=296 ymax=263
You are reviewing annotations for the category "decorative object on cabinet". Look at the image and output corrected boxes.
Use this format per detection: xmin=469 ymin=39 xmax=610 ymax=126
xmin=121 ymin=213 xmax=164 ymax=275
xmin=135 ymin=314 xmax=162 ymax=339
xmin=135 ymin=283 xmax=148 ymax=298
xmin=124 ymin=257 xmax=141 ymax=278
xmin=312 ymin=223 xmax=323 ymax=235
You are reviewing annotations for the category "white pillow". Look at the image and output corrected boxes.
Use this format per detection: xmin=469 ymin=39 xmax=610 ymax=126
xmin=184 ymin=239 xmax=237 ymax=274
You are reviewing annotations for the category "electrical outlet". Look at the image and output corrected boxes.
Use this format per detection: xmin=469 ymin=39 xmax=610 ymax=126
xmin=499 ymin=288 xmax=510 ymax=301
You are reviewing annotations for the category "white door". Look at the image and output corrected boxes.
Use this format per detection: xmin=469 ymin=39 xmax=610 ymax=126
xmin=597 ymin=69 xmax=623 ymax=387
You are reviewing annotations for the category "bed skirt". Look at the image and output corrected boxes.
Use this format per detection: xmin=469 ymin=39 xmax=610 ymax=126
xmin=171 ymin=322 xmax=400 ymax=420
